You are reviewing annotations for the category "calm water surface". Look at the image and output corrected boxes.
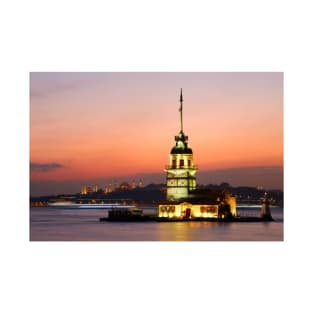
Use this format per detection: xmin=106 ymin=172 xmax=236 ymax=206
xmin=30 ymin=206 xmax=283 ymax=241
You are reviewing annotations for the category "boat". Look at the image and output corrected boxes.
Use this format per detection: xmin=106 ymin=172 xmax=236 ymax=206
xmin=99 ymin=206 xmax=154 ymax=222
xmin=47 ymin=201 xmax=132 ymax=209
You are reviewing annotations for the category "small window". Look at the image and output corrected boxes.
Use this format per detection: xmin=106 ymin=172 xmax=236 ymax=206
xmin=188 ymin=160 xmax=191 ymax=166
xmin=180 ymin=159 xmax=184 ymax=167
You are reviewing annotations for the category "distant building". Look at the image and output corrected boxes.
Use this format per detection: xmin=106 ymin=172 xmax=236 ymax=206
xmin=104 ymin=183 xmax=113 ymax=194
xmin=80 ymin=185 xmax=98 ymax=195
xmin=86 ymin=186 xmax=94 ymax=194
xmin=103 ymin=180 xmax=140 ymax=193
xmin=81 ymin=185 xmax=87 ymax=195
xmin=119 ymin=182 xmax=131 ymax=190
xmin=113 ymin=182 xmax=118 ymax=191
xmin=157 ymin=89 xmax=236 ymax=219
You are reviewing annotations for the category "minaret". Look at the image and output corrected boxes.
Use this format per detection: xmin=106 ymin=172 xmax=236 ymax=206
xmin=165 ymin=89 xmax=197 ymax=201
xmin=81 ymin=185 xmax=87 ymax=195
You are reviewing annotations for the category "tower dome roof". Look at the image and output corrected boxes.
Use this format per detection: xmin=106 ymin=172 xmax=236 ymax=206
xmin=170 ymin=145 xmax=193 ymax=154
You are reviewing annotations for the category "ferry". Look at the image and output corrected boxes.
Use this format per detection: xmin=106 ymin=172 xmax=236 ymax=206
xmin=99 ymin=206 xmax=147 ymax=222
xmin=47 ymin=201 xmax=136 ymax=209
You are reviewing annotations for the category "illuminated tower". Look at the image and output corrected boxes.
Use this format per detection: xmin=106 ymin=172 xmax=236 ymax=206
xmin=165 ymin=89 xmax=197 ymax=201
xmin=261 ymin=192 xmax=273 ymax=220
xmin=81 ymin=185 xmax=87 ymax=195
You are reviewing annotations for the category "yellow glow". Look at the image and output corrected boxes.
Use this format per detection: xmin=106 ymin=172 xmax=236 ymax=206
xmin=193 ymin=211 xmax=201 ymax=218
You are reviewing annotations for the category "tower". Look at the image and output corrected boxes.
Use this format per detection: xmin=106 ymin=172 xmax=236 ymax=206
xmin=165 ymin=89 xmax=197 ymax=201
xmin=81 ymin=185 xmax=87 ymax=195
xmin=261 ymin=192 xmax=273 ymax=220
xmin=139 ymin=179 xmax=143 ymax=187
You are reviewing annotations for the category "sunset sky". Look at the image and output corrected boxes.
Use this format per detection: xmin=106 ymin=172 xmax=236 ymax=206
xmin=30 ymin=72 xmax=283 ymax=195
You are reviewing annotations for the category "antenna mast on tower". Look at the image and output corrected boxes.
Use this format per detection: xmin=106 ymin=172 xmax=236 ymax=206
xmin=179 ymin=88 xmax=183 ymax=133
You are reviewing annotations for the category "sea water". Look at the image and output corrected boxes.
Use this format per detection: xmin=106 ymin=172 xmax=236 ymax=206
xmin=30 ymin=206 xmax=283 ymax=241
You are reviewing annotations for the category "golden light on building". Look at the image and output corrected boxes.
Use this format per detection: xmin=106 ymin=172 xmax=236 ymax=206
xmin=165 ymin=88 xmax=197 ymax=201
xmin=81 ymin=185 xmax=87 ymax=195
xmin=80 ymin=185 xmax=99 ymax=194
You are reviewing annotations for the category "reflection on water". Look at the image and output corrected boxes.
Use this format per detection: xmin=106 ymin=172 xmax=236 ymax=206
xmin=30 ymin=207 xmax=283 ymax=241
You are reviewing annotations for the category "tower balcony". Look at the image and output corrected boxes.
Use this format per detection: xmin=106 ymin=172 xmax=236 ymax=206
xmin=165 ymin=165 xmax=198 ymax=170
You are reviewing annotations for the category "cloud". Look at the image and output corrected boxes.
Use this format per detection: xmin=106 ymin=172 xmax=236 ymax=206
xmin=30 ymin=162 xmax=64 ymax=172
xmin=30 ymin=73 xmax=99 ymax=99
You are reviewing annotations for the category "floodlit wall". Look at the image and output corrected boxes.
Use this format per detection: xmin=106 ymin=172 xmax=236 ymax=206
xmin=158 ymin=203 xmax=219 ymax=218
xmin=166 ymin=153 xmax=197 ymax=201
xmin=166 ymin=187 xmax=189 ymax=200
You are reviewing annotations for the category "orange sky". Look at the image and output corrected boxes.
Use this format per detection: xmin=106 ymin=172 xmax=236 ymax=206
xmin=30 ymin=72 xmax=283 ymax=189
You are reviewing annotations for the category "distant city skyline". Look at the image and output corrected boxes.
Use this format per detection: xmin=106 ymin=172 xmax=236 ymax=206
xmin=30 ymin=165 xmax=283 ymax=197
xmin=30 ymin=72 xmax=283 ymax=196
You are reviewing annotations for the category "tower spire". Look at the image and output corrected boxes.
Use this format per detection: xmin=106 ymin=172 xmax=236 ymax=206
xmin=179 ymin=88 xmax=183 ymax=132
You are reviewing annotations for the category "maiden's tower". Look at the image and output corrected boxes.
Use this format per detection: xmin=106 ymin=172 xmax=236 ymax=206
xmin=157 ymin=89 xmax=237 ymax=220
xmin=165 ymin=89 xmax=197 ymax=200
